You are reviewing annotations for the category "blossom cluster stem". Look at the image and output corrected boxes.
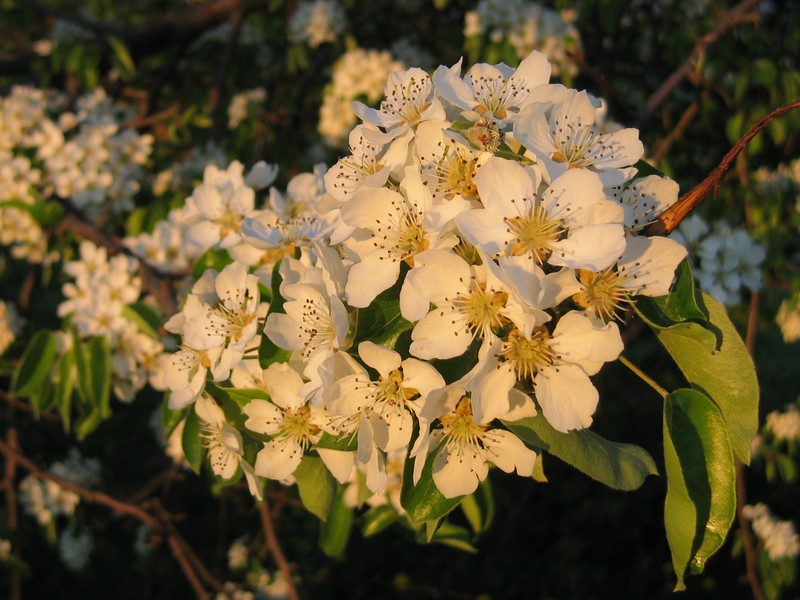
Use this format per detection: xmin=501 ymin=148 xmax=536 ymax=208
xmin=618 ymin=355 xmax=668 ymax=399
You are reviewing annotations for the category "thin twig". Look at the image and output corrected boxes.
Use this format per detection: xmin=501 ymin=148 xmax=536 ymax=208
xmin=0 ymin=390 xmax=61 ymax=422
xmin=637 ymin=0 xmax=762 ymax=125
xmin=651 ymin=101 xmax=700 ymax=165
xmin=735 ymin=292 xmax=765 ymax=600
xmin=646 ymin=100 xmax=800 ymax=236
xmin=258 ymin=499 xmax=301 ymax=600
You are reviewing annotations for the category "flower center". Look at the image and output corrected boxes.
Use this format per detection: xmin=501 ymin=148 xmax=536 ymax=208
xmin=498 ymin=327 xmax=558 ymax=380
xmin=281 ymin=405 xmax=320 ymax=449
xmin=439 ymin=396 xmax=486 ymax=447
xmin=453 ymin=281 xmax=509 ymax=339
xmin=572 ymin=268 xmax=630 ymax=321
xmin=435 ymin=148 xmax=480 ymax=200
xmin=504 ymin=204 xmax=566 ymax=263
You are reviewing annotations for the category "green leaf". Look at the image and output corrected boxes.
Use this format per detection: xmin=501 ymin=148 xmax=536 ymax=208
xmin=55 ymin=349 xmax=75 ymax=432
xmin=352 ymin=274 xmax=413 ymax=349
xmin=11 ymin=330 xmax=59 ymax=397
xmin=663 ymin=388 xmax=736 ymax=590
xmin=459 ymin=478 xmax=494 ymax=534
xmin=635 ymin=260 xmax=717 ymax=351
xmin=74 ymin=336 xmax=112 ymax=419
xmin=362 ymin=505 xmax=398 ymax=537
xmin=182 ymin=405 xmax=206 ymax=474
xmin=0 ymin=199 xmax=64 ymax=227
xmin=631 ymin=159 xmax=665 ymax=179
xmin=318 ymin=486 xmax=353 ymax=557
xmin=161 ymin=397 xmax=187 ymax=439
xmin=315 ymin=431 xmax=358 ymax=452
xmin=653 ymin=294 xmax=759 ymax=464
xmin=122 ymin=302 xmax=163 ymax=338
xmin=400 ymin=446 xmax=463 ymax=524
xmin=105 ymin=35 xmax=136 ymax=79
xmin=415 ymin=521 xmax=477 ymax=553
xmin=191 ymin=248 xmax=232 ymax=280
xmin=504 ymin=415 xmax=658 ymax=491
xmin=294 ymin=455 xmax=336 ymax=521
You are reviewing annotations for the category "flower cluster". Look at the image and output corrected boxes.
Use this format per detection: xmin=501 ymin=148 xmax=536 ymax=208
xmin=288 ymin=0 xmax=347 ymax=48
xmin=318 ymin=48 xmax=404 ymax=147
xmin=228 ymin=88 xmax=268 ymax=130
xmin=161 ymin=49 xmax=687 ymax=504
xmin=465 ymin=0 xmax=581 ymax=78
xmin=0 ymin=85 xmax=153 ymax=263
xmin=671 ymin=214 xmax=765 ymax=306
xmin=743 ymin=503 xmax=800 ymax=561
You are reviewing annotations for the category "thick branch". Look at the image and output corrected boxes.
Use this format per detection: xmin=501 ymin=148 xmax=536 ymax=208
xmin=638 ymin=0 xmax=761 ymax=125
xmin=646 ymin=100 xmax=800 ymax=236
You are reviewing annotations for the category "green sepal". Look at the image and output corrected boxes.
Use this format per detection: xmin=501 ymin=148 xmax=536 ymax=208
xmin=295 ymin=454 xmax=336 ymax=522
xmin=11 ymin=329 xmax=59 ymax=398
xmin=181 ymin=404 xmax=206 ymax=474
xmin=400 ymin=445 xmax=463 ymax=524
xmin=503 ymin=415 xmax=658 ymax=491
xmin=318 ymin=486 xmax=353 ymax=557
xmin=663 ymin=388 xmax=736 ymax=590
xmin=650 ymin=293 xmax=759 ymax=464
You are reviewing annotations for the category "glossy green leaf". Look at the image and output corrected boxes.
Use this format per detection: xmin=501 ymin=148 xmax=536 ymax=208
xmin=55 ymin=349 xmax=75 ymax=432
xmin=315 ymin=431 xmax=358 ymax=452
xmin=161 ymin=396 xmax=187 ymax=439
xmin=362 ymin=505 xmax=399 ymax=538
xmin=105 ymin=35 xmax=136 ymax=78
xmin=654 ymin=294 xmax=759 ymax=464
xmin=352 ymin=273 xmax=413 ymax=350
xmin=73 ymin=336 xmax=112 ymax=420
xmin=663 ymin=388 xmax=736 ymax=590
xmin=635 ymin=260 xmax=717 ymax=351
xmin=11 ymin=330 xmax=59 ymax=397
xmin=504 ymin=415 xmax=658 ymax=491
xmin=295 ymin=455 xmax=336 ymax=521
xmin=318 ymin=487 xmax=353 ymax=557
xmin=400 ymin=446 xmax=463 ymax=524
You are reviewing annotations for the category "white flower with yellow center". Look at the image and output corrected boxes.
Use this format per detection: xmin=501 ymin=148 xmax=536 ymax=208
xmin=195 ymin=395 xmax=262 ymax=500
xmin=243 ymin=362 xmax=334 ymax=482
xmin=182 ymin=261 xmax=261 ymax=381
xmin=411 ymin=384 xmax=536 ymax=498
xmin=471 ymin=311 xmax=623 ymax=432
xmin=456 ymin=155 xmax=626 ymax=272
xmin=571 ymin=235 xmax=688 ymax=321
xmin=400 ymin=249 xmax=543 ymax=360
xmin=433 ymin=51 xmax=551 ymax=128
xmin=340 ymin=166 xmax=462 ymax=308
xmin=514 ymin=88 xmax=644 ymax=185
xmin=353 ymin=67 xmax=446 ymax=130
xmin=328 ymin=341 xmax=445 ymax=493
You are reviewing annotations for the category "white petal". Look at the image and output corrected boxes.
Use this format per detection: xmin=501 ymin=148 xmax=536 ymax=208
xmin=534 ymin=363 xmax=598 ymax=432
xmin=358 ymin=341 xmax=401 ymax=378
xmin=243 ymin=399 xmax=284 ymax=435
xmin=432 ymin=443 xmax=487 ymax=498
xmin=484 ymin=429 xmax=536 ymax=476
xmin=317 ymin=448 xmax=356 ymax=484
xmin=254 ymin=437 xmax=304 ymax=481
xmin=262 ymin=362 xmax=307 ymax=410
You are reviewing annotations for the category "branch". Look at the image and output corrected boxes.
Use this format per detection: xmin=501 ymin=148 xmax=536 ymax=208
xmin=637 ymin=0 xmax=761 ymax=125
xmin=31 ymin=0 xmax=269 ymax=59
xmin=258 ymin=499 xmax=300 ymax=600
xmin=646 ymin=100 xmax=800 ymax=236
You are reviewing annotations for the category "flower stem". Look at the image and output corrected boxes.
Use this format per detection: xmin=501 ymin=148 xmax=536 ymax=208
xmin=618 ymin=355 xmax=669 ymax=399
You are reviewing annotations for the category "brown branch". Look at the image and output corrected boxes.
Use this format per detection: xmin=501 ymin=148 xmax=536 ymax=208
xmin=258 ymin=499 xmax=300 ymax=600
xmin=2 ymin=424 xmax=21 ymax=600
xmin=31 ymin=0 xmax=269 ymax=59
xmin=734 ymin=292 xmax=765 ymax=600
xmin=0 ymin=390 xmax=61 ymax=423
xmin=646 ymin=100 xmax=800 ymax=236
xmin=651 ymin=101 xmax=700 ymax=165
xmin=638 ymin=0 xmax=761 ymax=125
